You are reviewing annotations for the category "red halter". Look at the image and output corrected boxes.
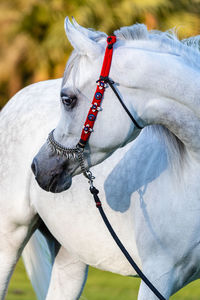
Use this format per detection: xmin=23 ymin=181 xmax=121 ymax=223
xmin=78 ymin=35 xmax=116 ymax=147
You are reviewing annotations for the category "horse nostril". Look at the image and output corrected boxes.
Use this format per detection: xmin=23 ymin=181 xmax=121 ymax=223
xmin=31 ymin=158 xmax=38 ymax=177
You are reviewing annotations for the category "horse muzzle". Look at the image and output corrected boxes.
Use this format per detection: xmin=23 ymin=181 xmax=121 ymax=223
xmin=31 ymin=143 xmax=75 ymax=193
xmin=31 ymin=157 xmax=72 ymax=192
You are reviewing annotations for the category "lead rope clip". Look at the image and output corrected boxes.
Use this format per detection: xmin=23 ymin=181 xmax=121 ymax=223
xmin=85 ymin=170 xmax=95 ymax=189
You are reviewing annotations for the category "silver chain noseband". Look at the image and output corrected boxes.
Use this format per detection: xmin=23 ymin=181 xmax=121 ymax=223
xmin=47 ymin=130 xmax=95 ymax=184
xmin=47 ymin=130 xmax=80 ymax=159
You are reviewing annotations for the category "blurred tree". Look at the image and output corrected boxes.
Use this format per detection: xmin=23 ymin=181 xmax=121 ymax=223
xmin=0 ymin=0 xmax=199 ymax=108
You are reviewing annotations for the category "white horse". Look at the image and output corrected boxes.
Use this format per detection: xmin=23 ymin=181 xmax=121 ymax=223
xmin=32 ymin=19 xmax=200 ymax=299
xmin=1 ymin=19 xmax=200 ymax=300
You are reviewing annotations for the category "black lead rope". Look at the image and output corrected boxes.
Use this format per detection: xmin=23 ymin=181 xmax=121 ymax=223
xmin=81 ymin=74 xmax=164 ymax=299
xmin=90 ymin=186 xmax=166 ymax=300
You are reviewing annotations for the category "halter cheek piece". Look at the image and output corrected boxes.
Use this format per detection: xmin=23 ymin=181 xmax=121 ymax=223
xmin=47 ymin=36 xmax=142 ymax=178
xmin=46 ymin=36 xmax=165 ymax=300
xmin=78 ymin=35 xmax=142 ymax=148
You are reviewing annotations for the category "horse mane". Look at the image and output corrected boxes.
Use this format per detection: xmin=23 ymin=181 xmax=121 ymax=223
xmin=114 ymin=23 xmax=200 ymax=69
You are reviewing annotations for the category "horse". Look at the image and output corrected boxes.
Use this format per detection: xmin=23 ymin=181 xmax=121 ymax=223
xmin=30 ymin=18 xmax=200 ymax=299
xmin=0 ymin=19 xmax=200 ymax=300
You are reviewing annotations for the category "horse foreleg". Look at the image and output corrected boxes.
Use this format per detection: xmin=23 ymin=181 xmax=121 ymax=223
xmin=137 ymin=268 xmax=173 ymax=300
xmin=46 ymin=247 xmax=88 ymax=300
xmin=0 ymin=216 xmax=39 ymax=299
xmin=0 ymin=250 xmax=21 ymax=299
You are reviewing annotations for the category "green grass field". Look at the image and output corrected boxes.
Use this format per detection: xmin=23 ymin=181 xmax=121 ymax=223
xmin=6 ymin=259 xmax=200 ymax=300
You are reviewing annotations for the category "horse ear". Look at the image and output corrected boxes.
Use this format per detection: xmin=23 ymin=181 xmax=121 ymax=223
xmin=71 ymin=17 xmax=107 ymax=40
xmin=64 ymin=17 xmax=103 ymax=58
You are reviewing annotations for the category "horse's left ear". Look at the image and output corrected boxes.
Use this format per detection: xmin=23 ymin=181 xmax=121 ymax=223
xmin=72 ymin=17 xmax=107 ymax=40
xmin=64 ymin=17 xmax=103 ymax=58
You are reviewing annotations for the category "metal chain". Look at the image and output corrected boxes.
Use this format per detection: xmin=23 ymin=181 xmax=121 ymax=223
xmin=47 ymin=129 xmax=95 ymax=186
xmin=77 ymin=150 xmax=95 ymax=187
xmin=47 ymin=130 xmax=80 ymax=159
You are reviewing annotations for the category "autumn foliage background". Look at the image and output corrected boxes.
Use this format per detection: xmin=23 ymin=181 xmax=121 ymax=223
xmin=0 ymin=0 xmax=200 ymax=109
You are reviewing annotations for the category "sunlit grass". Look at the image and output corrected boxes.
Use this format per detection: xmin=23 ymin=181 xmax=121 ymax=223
xmin=6 ymin=258 xmax=200 ymax=299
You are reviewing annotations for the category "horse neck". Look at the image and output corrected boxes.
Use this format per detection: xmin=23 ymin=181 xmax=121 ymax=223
xmin=112 ymin=45 xmax=200 ymax=159
xmin=146 ymin=57 xmax=200 ymax=117
xmin=116 ymin=43 xmax=200 ymax=111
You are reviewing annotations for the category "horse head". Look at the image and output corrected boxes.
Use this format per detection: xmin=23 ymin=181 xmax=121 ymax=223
xmin=31 ymin=18 xmax=147 ymax=192
xmin=32 ymin=18 xmax=200 ymax=192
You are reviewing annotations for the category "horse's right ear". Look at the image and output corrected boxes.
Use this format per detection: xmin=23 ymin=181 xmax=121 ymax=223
xmin=64 ymin=17 xmax=103 ymax=58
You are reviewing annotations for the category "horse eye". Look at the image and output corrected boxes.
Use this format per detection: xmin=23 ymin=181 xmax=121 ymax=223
xmin=61 ymin=93 xmax=77 ymax=107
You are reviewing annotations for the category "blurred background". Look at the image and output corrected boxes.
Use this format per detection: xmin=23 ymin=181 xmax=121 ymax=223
xmin=1 ymin=0 xmax=200 ymax=299
xmin=0 ymin=0 xmax=200 ymax=109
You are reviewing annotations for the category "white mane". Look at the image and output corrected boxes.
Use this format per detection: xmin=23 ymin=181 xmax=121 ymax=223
xmin=114 ymin=23 xmax=200 ymax=69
